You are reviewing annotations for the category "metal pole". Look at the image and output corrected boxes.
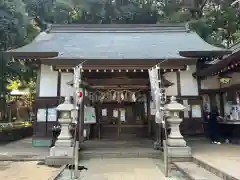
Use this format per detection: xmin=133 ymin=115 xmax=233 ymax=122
xmin=71 ymin=67 xmax=77 ymax=179
xmin=149 ymin=60 xmax=169 ymax=176
xmin=74 ymin=67 xmax=82 ymax=179
xmin=73 ymin=62 xmax=87 ymax=179
xmin=157 ymin=66 xmax=162 ymax=148
xmin=157 ymin=63 xmax=169 ymax=177
xmin=74 ymin=101 xmax=82 ymax=178
xmin=162 ymin=116 xmax=169 ymax=177
xmin=71 ymin=64 xmax=82 ymax=179
xmin=163 ymin=139 xmax=168 ymax=177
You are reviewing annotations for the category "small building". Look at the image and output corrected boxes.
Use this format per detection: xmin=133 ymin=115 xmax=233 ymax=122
xmin=197 ymin=41 xmax=240 ymax=141
xmin=7 ymin=24 xmax=230 ymax=146
xmin=197 ymin=41 xmax=240 ymax=118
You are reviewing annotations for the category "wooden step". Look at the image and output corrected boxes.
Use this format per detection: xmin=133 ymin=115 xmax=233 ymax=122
xmin=173 ymin=162 xmax=222 ymax=180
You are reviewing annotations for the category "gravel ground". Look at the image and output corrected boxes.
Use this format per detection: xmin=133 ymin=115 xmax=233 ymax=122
xmin=0 ymin=161 xmax=60 ymax=180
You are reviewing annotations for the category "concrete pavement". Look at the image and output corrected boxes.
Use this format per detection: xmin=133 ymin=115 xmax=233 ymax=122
xmin=0 ymin=138 xmax=187 ymax=179
xmin=58 ymin=158 xmax=168 ymax=180
xmin=0 ymin=138 xmax=48 ymax=161
xmin=189 ymin=139 xmax=240 ymax=180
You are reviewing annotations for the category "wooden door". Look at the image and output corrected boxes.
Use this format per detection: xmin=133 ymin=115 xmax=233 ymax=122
xmin=119 ymin=103 xmax=148 ymax=139
xmin=98 ymin=102 xmax=148 ymax=140
xmin=99 ymin=104 xmax=119 ymax=139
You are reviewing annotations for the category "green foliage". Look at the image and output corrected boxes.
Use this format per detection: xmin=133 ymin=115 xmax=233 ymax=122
xmin=158 ymin=0 xmax=240 ymax=47
xmin=0 ymin=0 xmax=40 ymax=113
xmin=0 ymin=0 xmax=29 ymax=50
xmin=7 ymin=80 xmax=20 ymax=90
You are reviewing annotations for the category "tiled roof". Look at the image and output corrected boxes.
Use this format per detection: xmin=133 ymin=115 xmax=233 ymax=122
xmin=9 ymin=24 xmax=229 ymax=59
xmin=196 ymin=41 xmax=240 ymax=77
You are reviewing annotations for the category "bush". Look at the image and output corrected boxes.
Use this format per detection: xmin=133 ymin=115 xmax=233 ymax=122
xmin=0 ymin=121 xmax=33 ymax=142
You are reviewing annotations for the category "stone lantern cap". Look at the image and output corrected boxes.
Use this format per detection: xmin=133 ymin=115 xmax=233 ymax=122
xmin=56 ymin=97 xmax=75 ymax=111
xmin=164 ymin=96 xmax=186 ymax=111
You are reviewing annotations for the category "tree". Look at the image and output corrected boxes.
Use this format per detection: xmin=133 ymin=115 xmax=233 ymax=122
xmin=158 ymin=0 xmax=240 ymax=47
xmin=73 ymin=0 xmax=159 ymax=24
xmin=0 ymin=0 xmax=29 ymax=50
xmin=0 ymin=0 xmax=40 ymax=120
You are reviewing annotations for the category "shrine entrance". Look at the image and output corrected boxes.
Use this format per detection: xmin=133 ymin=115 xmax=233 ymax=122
xmin=97 ymin=102 xmax=148 ymax=140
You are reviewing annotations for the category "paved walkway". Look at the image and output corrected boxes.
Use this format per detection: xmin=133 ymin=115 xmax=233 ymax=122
xmin=0 ymin=138 xmax=48 ymax=160
xmin=189 ymin=139 xmax=240 ymax=180
xmin=0 ymin=161 xmax=60 ymax=180
xmin=3 ymin=138 xmax=240 ymax=179
xmin=58 ymin=158 xmax=167 ymax=180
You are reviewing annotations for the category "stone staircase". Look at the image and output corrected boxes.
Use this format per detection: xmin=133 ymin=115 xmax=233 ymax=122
xmin=79 ymin=139 xmax=238 ymax=180
xmin=172 ymin=157 xmax=237 ymax=180
xmin=173 ymin=161 xmax=222 ymax=180
xmin=80 ymin=139 xmax=161 ymax=159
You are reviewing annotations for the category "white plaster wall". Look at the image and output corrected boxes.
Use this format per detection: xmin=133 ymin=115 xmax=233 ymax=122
xmin=39 ymin=65 xmax=58 ymax=97
xmin=164 ymin=72 xmax=178 ymax=96
xmin=180 ymin=65 xmax=198 ymax=96
xmin=60 ymin=73 xmax=73 ymax=97
xmin=201 ymin=76 xmax=220 ymax=89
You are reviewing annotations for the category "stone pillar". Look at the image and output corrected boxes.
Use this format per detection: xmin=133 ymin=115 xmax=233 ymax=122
xmin=45 ymin=96 xmax=74 ymax=166
xmin=164 ymin=96 xmax=191 ymax=158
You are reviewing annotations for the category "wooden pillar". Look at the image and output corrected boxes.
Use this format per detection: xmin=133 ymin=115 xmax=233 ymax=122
xmin=219 ymin=92 xmax=224 ymax=116
xmin=147 ymin=91 xmax=151 ymax=137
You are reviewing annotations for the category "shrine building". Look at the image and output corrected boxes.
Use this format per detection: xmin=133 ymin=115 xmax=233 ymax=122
xmin=7 ymin=24 xmax=230 ymax=146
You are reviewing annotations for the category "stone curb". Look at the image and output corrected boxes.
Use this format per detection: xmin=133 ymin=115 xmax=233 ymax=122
xmin=0 ymin=155 xmax=46 ymax=161
xmin=48 ymin=165 xmax=66 ymax=180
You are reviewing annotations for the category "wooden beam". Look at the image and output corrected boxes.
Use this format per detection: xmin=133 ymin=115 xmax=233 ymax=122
xmin=41 ymin=58 xmax=196 ymax=67
xmin=86 ymin=78 xmax=149 ymax=86
xmin=54 ymin=64 xmax=186 ymax=70
xmin=92 ymin=85 xmax=149 ymax=90
xmin=81 ymin=65 xmax=185 ymax=70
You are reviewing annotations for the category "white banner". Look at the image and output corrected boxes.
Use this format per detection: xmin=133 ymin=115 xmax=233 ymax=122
xmin=149 ymin=66 xmax=165 ymax=124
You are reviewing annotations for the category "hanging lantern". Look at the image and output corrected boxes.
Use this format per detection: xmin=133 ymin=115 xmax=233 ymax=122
xmin=219 ymin=76 xmax=232 ymax=84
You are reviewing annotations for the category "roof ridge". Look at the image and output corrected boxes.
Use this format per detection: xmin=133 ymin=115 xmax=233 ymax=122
xmin=46 ymin=23 xmax=189 ymax=33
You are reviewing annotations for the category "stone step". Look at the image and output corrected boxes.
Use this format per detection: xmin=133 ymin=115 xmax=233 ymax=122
xmin=193 ymin=158 xmax=237 ymax=180
xmin=173 ymin=162 xmax=222 ymax=180
xmin=80 ymin=150 xmax=161 ymax=159
xmin=152 ymin=158 xmax=187 ymax=180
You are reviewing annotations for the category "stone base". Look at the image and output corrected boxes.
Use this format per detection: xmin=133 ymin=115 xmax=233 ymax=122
xmin=167 ymin=146 xmax=191 ymax=158
xmin=45 ymin=156 xmax=73 ymax=166
xmin=167 ymin=138 xmax=186 ymax=147
xmin=55 ymin=139 xmax=72 ymax=147
xmin=45 ymin=146 xmax=74 ymax=166
xmin=49 ymin=146 xmax=74 ymax=157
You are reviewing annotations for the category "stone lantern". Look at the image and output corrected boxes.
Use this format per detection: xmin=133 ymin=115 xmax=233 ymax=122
xmin=164 ymin=96 xmax=191 ymax=158
xmin=46 ymin=96 xmax=75 ymax=166
xmin=54 ymin=96 xmax=74 ymax=146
